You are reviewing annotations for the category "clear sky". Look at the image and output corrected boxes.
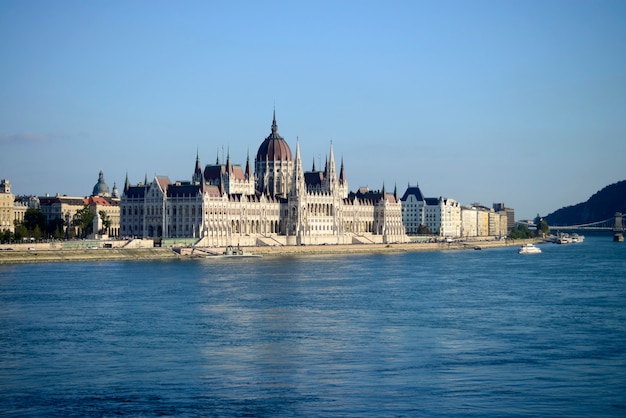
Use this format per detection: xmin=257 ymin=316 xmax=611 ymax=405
xmin=1 ymin=0 xmax=624 ymax=219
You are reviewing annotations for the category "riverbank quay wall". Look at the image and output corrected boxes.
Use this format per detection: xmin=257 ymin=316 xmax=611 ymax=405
xmin=0 ymin=238 xmax=542 ymax=264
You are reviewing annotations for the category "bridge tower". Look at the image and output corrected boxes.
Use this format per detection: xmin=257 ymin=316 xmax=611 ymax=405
xmin=614 ymin=212 xmax=624 ymax=242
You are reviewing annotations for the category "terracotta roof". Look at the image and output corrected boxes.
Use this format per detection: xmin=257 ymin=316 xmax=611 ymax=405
xmin=86 ymin=196 xmax=112 ymax=206
xmin=231 ymin=165 xmax=245 ymax=181
xmin=204 ymin=185 xmax=222 ymax=198
xmin=156 ymin=176 xmax=172 ymax=191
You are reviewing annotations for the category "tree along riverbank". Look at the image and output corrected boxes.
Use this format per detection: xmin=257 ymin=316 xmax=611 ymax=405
xmin=0 ymin=239 xmax=542 ymax=265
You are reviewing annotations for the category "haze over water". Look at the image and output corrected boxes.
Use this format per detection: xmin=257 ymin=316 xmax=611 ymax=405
xmin=1 ymin=236 xmax=625 ymax=416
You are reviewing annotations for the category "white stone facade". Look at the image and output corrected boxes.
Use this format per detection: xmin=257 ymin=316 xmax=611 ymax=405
xmin=459 ymin=205 xmax=507 ymax=238
xmin=120 ymin=114 xmax=408 ymax=246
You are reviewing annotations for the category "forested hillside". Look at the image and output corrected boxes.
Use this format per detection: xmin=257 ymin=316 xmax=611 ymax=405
xmin=544 ymin=180 xmax=626 ymax=226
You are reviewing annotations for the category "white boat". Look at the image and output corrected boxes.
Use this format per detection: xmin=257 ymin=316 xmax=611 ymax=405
xmin=206 ymin=245 xmax=262 ymax=259
xmin=519 ymin=243 xmax=542 ymax=254
xmin=556 ymin=232 xmax=571 ymax=244
xmin=570 ymin=233 xmax=585 ymax=243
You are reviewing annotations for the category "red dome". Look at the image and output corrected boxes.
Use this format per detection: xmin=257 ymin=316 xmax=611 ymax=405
xmin=255 ymin=112 xmax=292 ymax=162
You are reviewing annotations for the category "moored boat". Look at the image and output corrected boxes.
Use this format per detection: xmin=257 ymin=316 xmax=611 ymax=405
xmin=206 ymin=245 xmax=262 ymax=258
xmin=556 ymin=232 xmax=571 ymax=244
xmin=570 ymin=233 xmax=585 ymax=243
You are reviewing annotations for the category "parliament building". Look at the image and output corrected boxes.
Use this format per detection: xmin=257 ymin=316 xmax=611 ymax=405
xmin=120 ymin=112 xmax=407 ymax=246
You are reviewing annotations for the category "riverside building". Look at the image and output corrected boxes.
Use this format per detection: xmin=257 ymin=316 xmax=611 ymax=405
xmin=400 ymin=183 xmax=508 ymax=239
xmin=0 ymin=179 xmax=14 ymax=233
xmin=120 ymin=112 xmax=407 ymax=246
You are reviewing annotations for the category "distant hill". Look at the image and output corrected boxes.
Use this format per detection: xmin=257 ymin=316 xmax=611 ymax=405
xmin=544 ymin=180 xmax=626 ymax=226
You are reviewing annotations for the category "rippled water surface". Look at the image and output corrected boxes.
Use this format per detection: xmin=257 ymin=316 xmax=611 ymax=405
xmin=1 ymin=236 xmax=625 ymax=416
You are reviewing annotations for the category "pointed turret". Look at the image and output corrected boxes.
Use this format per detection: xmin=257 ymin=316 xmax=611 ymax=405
xmin=327 ymin=142 xmax=338 ymax=189
xmin=245 ymin=148 xmax=253 ymax=180
xmin=226 ymin=147 xmax=233 ymax=174
xmin=124 ymin=172 xmax=131 ymax=194
xmin=219 ymin=173 xmax=225 ymax=195
xmin=193 ymin=149 xmax=203 ymax=183
xmin=216 ymin=147 xmax=220 ymax=165
xmin=144 ymin=173 xmax=149 ymax=187
xmin=339 ymin=157 xmax=346 ymax=185
xmin=271 ymin=107 xmax=278 ymax=136
xmin=312 ymin=157 xmax=316 ymax=172
xmin=291 ymin=138 xmax=305 ymax=195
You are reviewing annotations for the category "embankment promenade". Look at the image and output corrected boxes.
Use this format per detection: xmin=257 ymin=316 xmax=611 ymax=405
xmin=0 ymin=239 xmax=540 ymax=265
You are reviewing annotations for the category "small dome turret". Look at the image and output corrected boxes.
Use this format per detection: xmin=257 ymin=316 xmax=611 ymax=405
xmin=92 ymin=170 xmax=111 ymax=197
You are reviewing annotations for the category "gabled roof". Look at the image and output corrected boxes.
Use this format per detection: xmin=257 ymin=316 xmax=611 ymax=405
xmin=304 ymin=171 xmax=324 ymax=187
xmin=86 ymin=196 xmax=115 ymax=206
xmin=231 ymin=165 xmax=246 ymax=181
xmin=203 ymin=165 xmax=224 ymax=182
xmin=351 ymin=188 xmax=394 ymax=204
xmin=400 ymin=185 xmax=424 ymax=202
xmin=39 ymin=196 xmax=86 ymax=206
xmin=124 ymin=186 xmax=146 ymax=199
xmin=167 ymin=183 xmax=202 ymax=198
xmin=155 ymin=176 xmax=172 ymax=191
xmin=204 ymin=184 xmax=223 ymax=198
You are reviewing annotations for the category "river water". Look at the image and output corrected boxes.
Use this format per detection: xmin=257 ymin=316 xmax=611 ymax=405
xmin=1 ymin=236 xmax=625 ymax=416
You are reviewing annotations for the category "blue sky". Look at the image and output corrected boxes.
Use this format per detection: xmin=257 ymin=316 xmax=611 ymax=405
xmin=1 ymin=0 xmax=624 ymax=219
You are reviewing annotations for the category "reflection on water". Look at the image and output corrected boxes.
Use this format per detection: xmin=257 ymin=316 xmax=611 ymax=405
xmin=1 ymin=236 xmax=625 ymax=416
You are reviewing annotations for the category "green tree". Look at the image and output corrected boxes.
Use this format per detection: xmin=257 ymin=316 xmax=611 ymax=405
xmin=24 ymin=208 xmax=47 ymax=234
xmin=509 ymin=224 xmax=533 ymax=239
xmin=533 ymin=214 xmax=550 ymax=237
xmin=15 ymin=224 xmax=28 ymax=242
xmin=1 ymin=229 xmax=12 ymax=243
xmin=417 ymin=224 xmax=432 ymax=235
xmin=538 ymin=218 xmax=550 ymax=236
xmin=33 ymin=225 xmax=42 ymax=241
xmin=73 ymin=205 xmax=95 ymax=238
xmin=98 ymin=210 xmax=111 ymax=234
xmin=47 ymin=218 xmax=66 ymax=239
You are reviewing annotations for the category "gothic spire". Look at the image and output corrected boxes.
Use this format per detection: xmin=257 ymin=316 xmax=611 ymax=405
xmin=193 ymin=148 xmax=203 ymax=183
xmin=271 ymin=107 xmax=278 ymax=135
xmin=291 ymin=137 xmax=305 ymax=195
xmin=328 ymin=142 xmax=337 ymax=180
xmin=226 ymin=147 xmax=232 ymax=174
xmin=339 ymin=156 xmax=346 ymax=184
xmin=245 ymin=148 xmax=253 ymax=179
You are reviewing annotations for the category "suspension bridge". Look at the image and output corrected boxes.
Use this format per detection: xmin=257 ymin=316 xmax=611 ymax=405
xmin=518 ymin=212 xmax=625 ymax=233
xmin=529 ymin=212 xmax=625 ymax=242
xmin=548 ymin=217 xmax=624 ymax=231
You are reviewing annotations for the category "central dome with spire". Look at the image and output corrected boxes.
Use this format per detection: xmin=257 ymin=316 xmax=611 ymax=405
xmin=255 ymin=110 xmax=293 ymax=162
